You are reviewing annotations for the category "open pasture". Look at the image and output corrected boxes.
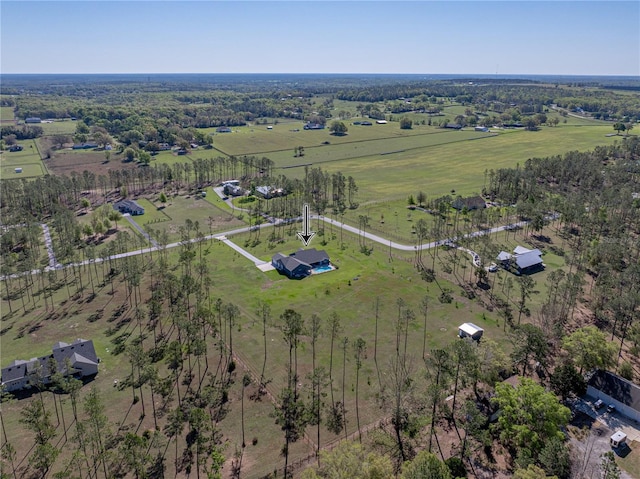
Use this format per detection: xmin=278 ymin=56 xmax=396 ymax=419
xmin=46 ymin=149 xmax=137 ymax=177
xmin=281 ymin=124 xmax=619 ymax=204
xmin=38 ymin=119 xmax=77 ymax=135
xmin=137 ymin=194 xmax=246 ymax=242
xmin=269 ymin=128 xmax=492 ymax=168
xmin=0 ymin=106 xmax=15 ymax=122
xmin=0 ymin=140 xmax=47 ymax=179
xmin=209 ymin=119 xmax=443 ymax=156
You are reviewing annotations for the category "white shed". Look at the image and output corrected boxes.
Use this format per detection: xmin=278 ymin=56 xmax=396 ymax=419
xmin=610 ymin=431 xmax=627 ymax=448
xmin=458 ymin=323 xmax=484 ymax=341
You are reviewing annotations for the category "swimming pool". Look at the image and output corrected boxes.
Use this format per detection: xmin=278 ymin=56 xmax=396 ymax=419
xmin=312 ymin=264 xmax=334 ymax=274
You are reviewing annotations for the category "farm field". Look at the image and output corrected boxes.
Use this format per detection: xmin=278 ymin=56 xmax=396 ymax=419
xmin=0 ymin=139 xmax=48 ymax=178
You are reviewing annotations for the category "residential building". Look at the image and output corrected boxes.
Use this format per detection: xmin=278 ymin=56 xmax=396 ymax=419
xmin=114 ymin=199 xmax=145 ymax=215
xmin=272 ymin=248 xmax=330 ymax=279
xmin=452 ymin=195 xmax=486 ymax=211
xmin=587 ymin=370 xmax=640 ymax=422
xmin=1 ymin=339 xmax=99 ymax=392
xmin=496 ymin=246 xmax=544 ymax=274
xmin=25 ymin=117 xmax=42 ymax=124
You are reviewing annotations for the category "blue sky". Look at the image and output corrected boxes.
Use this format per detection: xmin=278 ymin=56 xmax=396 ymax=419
xmin=1 ymin=1 xmax=638 ymax=75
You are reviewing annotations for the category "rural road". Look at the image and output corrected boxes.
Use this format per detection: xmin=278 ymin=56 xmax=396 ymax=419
xmin=2 ymin=212 xmax=555 ymax=280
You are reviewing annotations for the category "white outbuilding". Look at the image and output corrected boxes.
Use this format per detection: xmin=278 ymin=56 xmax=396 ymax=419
xmin=610 ymin=431 xmax=627 ymax=448
xmin=458 ymin=323 xmax=484 ymax=341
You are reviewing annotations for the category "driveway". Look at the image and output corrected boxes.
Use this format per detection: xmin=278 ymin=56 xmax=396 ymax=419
xmin=568 ymin=396 xmax=638 ymax=479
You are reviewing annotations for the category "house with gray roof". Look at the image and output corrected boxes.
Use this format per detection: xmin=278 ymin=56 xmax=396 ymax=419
xmin=272 ymin=248 xmax=330 ymax=279
xmin=114 ymin=199 xmax=145 ymax=216
xmin=1 ymin=339 xmax=99 ymax=392
xmin=496 ymin=246 xmax=543 ymax=274
xmin=587 ymin=370 xmax=640 ymax=422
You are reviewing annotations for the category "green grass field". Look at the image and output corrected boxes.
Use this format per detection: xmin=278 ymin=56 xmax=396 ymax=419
xmin=0 ymin=139 xmax=48 ymax=179
xmin=0 ymin=106 xmax=15 ymax=121
xmin=38 ymin=119 xmax=77 ymax=135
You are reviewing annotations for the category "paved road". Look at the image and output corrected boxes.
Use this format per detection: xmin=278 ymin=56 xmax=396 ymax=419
xmin=41 ymin=223 xmax=62 ymax=269
xmin=123 ymin=213 xmax=158 ymax=247
xmin=215 ymin=235 xmax=271 ymax=268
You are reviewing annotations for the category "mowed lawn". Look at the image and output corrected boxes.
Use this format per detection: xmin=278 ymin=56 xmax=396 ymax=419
xmin=0 ymin=139 xmax=47 ymax=179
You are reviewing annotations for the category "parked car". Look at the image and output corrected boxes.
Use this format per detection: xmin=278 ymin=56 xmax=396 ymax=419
xmin=594 ymin=399 xmax=604 ymax=409
xmin=607 ymin=404 xmax=616 ymax=413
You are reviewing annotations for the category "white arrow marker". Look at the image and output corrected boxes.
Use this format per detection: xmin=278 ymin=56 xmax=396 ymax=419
xmin=297 ymin=203 xmax=316 ymax=246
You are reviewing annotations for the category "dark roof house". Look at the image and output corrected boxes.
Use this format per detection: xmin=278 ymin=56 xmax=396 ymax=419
xmin=1 ymin=339 xmax=98 ymax=392
xmin=72 ymin=142 xmax=98 ymax=150
xmin=272 ymin=248 xmax=330 ymax=279
xmin=587 ymin=370 xmax=640 ymax=422
xmin=25 ymin=117 xmax=42 ymax=123
xmin=453 ymin=196 xmax=486 ymax=211
xmin=114 ymin=199 xmax=145 ymax=215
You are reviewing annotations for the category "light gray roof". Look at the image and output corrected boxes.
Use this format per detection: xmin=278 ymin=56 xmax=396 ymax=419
xmin=515 ymin=251 xmax=543 ymax=269
xmin=70 ymin=352 xmax=98 ymax=367
xmin=497 ymin=251 xmax=511 ymax=261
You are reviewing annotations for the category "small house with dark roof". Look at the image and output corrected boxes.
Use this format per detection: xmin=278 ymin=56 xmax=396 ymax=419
xmin=72 ymin=142 xmax=98 ymax=150
xmin=1 ymin=339 xmax=98 ymax=392
xmin=114 ymin=199 xmax=145 ymax=216
xmin=587 ymin=370 xmax=640 ymax=422
xmin=272 ymin=248 xmax=330 ymax=279
xmin=25 ymin=117 xmax=42 ymax=123
xmin=453 ymin=196 xmax=486 ymax=211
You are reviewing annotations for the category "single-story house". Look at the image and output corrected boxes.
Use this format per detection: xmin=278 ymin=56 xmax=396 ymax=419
xmin=223 ymin=184 xmax=244 ymax=197
xmin=376 ymin=120 xmax=388 ymax=124
xmin=444 ymin=123 xmax=462 ymax=130
xmin=458 ymin=323 xmax=484 ymax=341
xmin=453 ymin=195 xmax=486 ymax=211
xmin=497 ymin=246 xmax=543 ymax=274
xmin=361 ymin=121 xmax=373 ymax=126
xmin=114 ymin=199 xmax=145 ymax=215
xmin=14 ymin=168 xmax=22 ymax=173
xmin=255 ymin=186 xmax=286 ymax=199
xmin=475 ymin=126 xmax=489 ymax=132
xmin=1 ymin=339 xmax=99 ymax=392
xmin=8 ymin=145 xmax=23 ymax=152
xmin=587 ymin=370 xmax=640 ymax=422
xmin=304 ymin=123 xmax=325 ymax=130
xmin=272 ymin=248 xmax=330 ymax=279
xmin=25 ymin=117 xmax=42 ymax=124
xmin=216 ymin=126 xmax=232 ymax=133
xmin=72 ymin=142 xmax=98 ymax=150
